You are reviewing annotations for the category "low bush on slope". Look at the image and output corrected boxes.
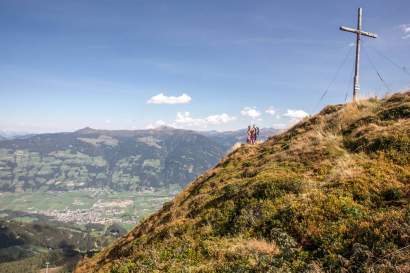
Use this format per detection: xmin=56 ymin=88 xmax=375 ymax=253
xmin=75 ymin=92 xmax=410 ymax=273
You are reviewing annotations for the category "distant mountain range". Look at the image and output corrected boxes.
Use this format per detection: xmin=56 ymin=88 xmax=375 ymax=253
xmin=0 ymin=127 xmax=278 ymax=192
xmin=0 ymin=131 xmax=35 ymax=140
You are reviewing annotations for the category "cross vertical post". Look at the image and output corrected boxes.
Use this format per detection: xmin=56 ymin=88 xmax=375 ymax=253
xmin=353 ymin=8 xmax=362 ymax=102
xmin=340 ymin=8 xmax=378 ymax=102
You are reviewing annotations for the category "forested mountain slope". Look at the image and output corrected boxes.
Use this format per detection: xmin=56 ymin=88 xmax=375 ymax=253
xmin=0 ymin=128 xmax=225 ymax=191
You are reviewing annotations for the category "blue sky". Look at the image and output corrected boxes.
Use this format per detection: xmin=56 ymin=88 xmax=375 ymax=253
xmin=0 ymin=0 xmax=409 ymax=133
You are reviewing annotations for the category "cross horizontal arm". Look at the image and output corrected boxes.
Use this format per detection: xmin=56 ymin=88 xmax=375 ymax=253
xmin=340 ymin=26 xmax=358 ymax=33
xmin=360 ymin=30 xmax=377 ymax=38
xmin=340 ymin=26 xmax=378 ymax=38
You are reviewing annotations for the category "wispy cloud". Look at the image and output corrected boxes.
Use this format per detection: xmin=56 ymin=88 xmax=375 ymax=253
xmin=399 ymin=24 xmax=410 ymax=39
xmin=240 ymin=107 xmax=261 ymax=119
xmin=147 ymin=93 xmax=192 ymax=104
xmin=265 ymin=107 xmax=276 ymax=116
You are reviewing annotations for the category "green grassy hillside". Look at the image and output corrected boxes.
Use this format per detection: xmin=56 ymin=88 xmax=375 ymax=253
xmin=75 ymin=92 xmax=409 ymax=273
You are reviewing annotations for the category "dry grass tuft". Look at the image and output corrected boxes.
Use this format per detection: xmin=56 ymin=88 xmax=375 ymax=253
xmin=242 ymin=239 xmax=280 ymax=256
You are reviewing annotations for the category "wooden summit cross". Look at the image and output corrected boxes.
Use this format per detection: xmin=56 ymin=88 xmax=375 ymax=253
xmin=340 ymin=7 xmax=377 ymax=102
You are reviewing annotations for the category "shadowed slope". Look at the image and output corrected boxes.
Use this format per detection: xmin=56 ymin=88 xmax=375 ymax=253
xmin=75 ymin=92 xmax=410 ymax=273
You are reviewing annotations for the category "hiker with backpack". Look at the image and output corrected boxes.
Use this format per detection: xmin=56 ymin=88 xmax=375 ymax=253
xmin=253 ymin=124 xmax=260 ymax=144
xmin=247 ymin=125 xmax=252 ymax=144
xmin=246 ymin=125 xmax=260 ymax=144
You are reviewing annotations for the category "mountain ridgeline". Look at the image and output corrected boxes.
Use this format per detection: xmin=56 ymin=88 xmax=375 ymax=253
xmin=0 ymin=127 xmax=277 ymax=192
xmin=75 ymin=92 xmax=409 ymax=273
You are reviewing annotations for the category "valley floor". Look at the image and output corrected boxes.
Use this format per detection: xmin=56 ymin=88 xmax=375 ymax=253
xmin=0 ymin=188 xmax=179 ymax=273
xmin=0 ymin=187 xmax=177 ymax=229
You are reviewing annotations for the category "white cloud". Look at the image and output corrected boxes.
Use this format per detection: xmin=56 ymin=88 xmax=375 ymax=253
xmin=175 ymin=112 xmax=198 ymax=126
xmin=146 ymin=120 xmax=167 ymax=129
xmin=145 ymin=112 xmax=236 ymax=130
xmin=155 ymin=120 xmax=167 ymax=126
xmin=174 ymin=112 xmax=236 ymax=128
xmin=240 ymin=107 xmax=261 ymax=119
xmin=400 ymin=24 xmax=410 ymax=39
xmin=205 ymin=113 xmax=236 ymax=125
xmin=283 ymin=109 xmax=309 ymax=119
xmin=265 ymin=107 xmax=276 ymax=116
xmin=147 ymin=93 xmax=192 ymax=104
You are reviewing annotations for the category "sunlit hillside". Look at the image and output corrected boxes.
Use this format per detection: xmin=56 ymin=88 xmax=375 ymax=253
xmin=75 ymin=92 xmax=409 ymax=272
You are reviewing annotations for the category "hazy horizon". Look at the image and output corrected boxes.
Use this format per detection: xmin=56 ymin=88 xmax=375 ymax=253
xmin=0 ymin=124 xmax=283 ymax=136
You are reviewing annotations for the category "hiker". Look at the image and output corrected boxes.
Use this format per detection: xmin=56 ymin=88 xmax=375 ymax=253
xmin=252 ymin=124 xmax=260 ymax=144
xmin=249 ymin=125 xmax=256 ymax=144
xmin=247 ymin=125 xmax=260 ymax=145
xmin=246 ymin=125 xmax=252 ymax=144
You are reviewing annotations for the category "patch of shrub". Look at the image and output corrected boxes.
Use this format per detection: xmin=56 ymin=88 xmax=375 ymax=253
xmin=222 ymin=183 xmax=241 ymax=198
xmin=378 ymin=104 xmax=410 ymax=120
xmin=381 ymin=188 xmax=402 ymax=201
xmin=342 ymin=115 xmax=380 ymax=135
xmin=348 ymin=243 xmax=373 ymax=273
xmin=344 ymin=134 xmax=410 ymax=162
xmin=201 ymin=200 xmax=236 ymax=235
xmin=372 ymin=136 xmax=408 ymax=152
xmin=318 ymin=104 xmax=344 ymax=116
xmin=242 ymin=161 xmax=252 ymax=168
xmin=251 ymin=179 xmax=303 ymax=200
xmin=385 ymin=92 xmax=409 ymax=104
xmin=110 ymin=260 xmax=137 ymax=273
xmin=242 ymin=167 xmax=258 ymax=178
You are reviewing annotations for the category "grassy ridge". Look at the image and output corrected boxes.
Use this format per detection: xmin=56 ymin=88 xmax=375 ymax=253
xmin=75 ymin=92 xmax=410 ymax=273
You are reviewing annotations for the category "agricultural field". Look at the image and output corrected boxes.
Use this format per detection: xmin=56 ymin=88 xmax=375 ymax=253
xmin=0 ymin=187 xmax=178 ymax=230
xmin=0 ymin=187 xmax=179 ymax=271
